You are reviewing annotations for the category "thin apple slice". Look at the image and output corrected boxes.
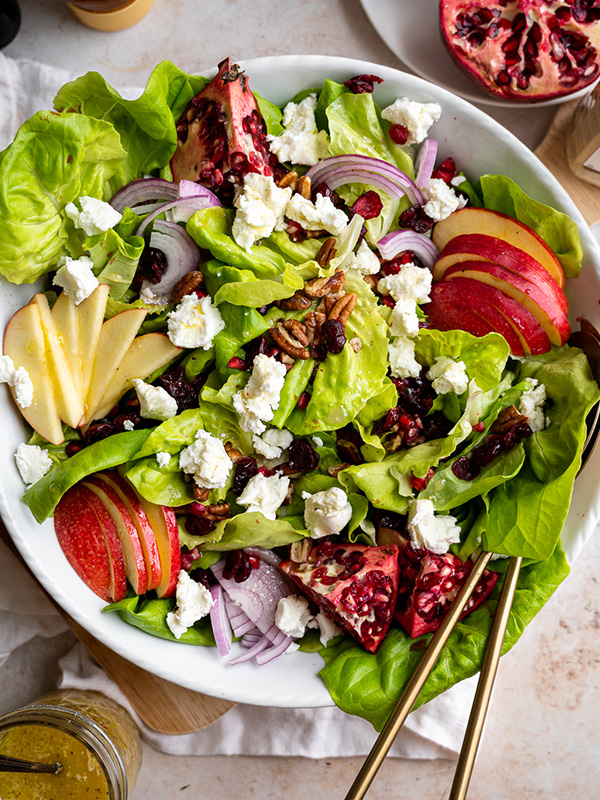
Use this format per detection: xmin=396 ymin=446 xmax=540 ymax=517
xmin=3 ymin=303 xmax=63 ymax=445
xmin=95 ymin=471 xmax=162 ymax=592
xmin=52 ymin=291 xmax=83 ymax=398
xmin=442 ymin=261 xmax=571 ymax=346
xmin=424 ymin=281 xmax=525 ymax=356
xmin=431 ymin=206 xmax=566 ymax=288
xmin=30 ymin=293 xmax=84 ymax=429
xmin=55 ymin=483 xmax=127 ymax=602
xmin=77 ymin=283 xmax=110 ymax=400
xmin=82 ymin=307 xmax=147 ymax=426
xmin=82 ymin=475 xmax=149 ymax=596
xmin=135 ymin=495 xmax=181 ymax=598
xmin=433 ymin=234 xmax=568 ymax=315
xmin=89 ymin=333 xmax=182 ymax=423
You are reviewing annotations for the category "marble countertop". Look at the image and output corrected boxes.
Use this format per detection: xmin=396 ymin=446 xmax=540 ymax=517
xmin=2 ymin=2 xmax=599 ymax=798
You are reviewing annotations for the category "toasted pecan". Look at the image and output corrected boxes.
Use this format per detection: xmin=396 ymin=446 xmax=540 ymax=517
xmin=224 ymin=442 xmax=244 ymax=463
xmin=490 ymin=405 xmax=529 ymax=435
xmin=278 ymin=170 xmax=298 ymax=190
xmin=289 ymin=538 xmax=313 ymax=563
xmin=275 ymin=291 xmax=312 ymax=311
xmin=304 ymin=270 xmax=346 ymax=298
xmin=297 ymin=174 xmax=312 ymax=199
xmin=328 ymin=292 xmax=357 ymax=325
xmin=270 ymin=319 xmax=310 ymax=359
xmin=193 ymin=485 xmax=210 ymax=502
xmin=315 ymin=236 xmax=337 ymax=267
xmin=172 ymin=270 xmax=204 ymax=303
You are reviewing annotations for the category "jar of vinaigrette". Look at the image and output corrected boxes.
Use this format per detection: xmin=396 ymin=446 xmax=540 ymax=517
xmin=0 ymin=689 xmax=141 ymax=799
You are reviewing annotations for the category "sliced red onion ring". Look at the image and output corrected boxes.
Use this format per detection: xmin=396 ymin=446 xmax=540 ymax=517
xmin=377 ymin=229 xmax=440 ymax=268
xmin=177 ymin=179 xmax=217 ymax=199
xmin=241 ymin=630 xmax=263 ymax=648
xmin=209 ymin=584 xmax=232 ymax=657
xmin=225 ymin=600 xmax=257 ymax=637
xmin=110 ymin=178 xmax=178 ymax=214
xmin=229 ymin=634 xmax=271 ymax=665
xmin=140 ymin=219 xmax=201 ymax=303
xmin=255 ymin=635 xmax=294 ymax=665
xmin=306 ymin=155 xmax=423 ymax=206
xmin=136 ymin=195 xmax=220 ymax=237
xmin=414 ymin=139 xmax=438 ymax=188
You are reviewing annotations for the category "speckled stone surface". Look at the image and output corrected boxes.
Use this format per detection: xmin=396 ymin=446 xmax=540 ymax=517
xmin=2 ymin=2 xmax=600 ymax=798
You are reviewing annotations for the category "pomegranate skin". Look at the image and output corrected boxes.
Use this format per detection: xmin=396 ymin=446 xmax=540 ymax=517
xmin=440 ymin=0 xmax=600 ymax=103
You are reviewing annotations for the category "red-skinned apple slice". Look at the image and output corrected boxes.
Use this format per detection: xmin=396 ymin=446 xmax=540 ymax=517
xmin=82 ymin=475 xmax=149 ymax=596
xmin=433 ymin=234 xmax=568 ymax=316
xmin=95 ymin=471 xmax=162 ymax=592
xmin=425 ymin=279 xmax=551 ymax=355
xmin=442 ymin=261 xmax=571 ymax=346
xmin=135 ymin=496 xmax=180 ymax=598
xmin=55 ymin=483 xmax=127 ymax=602
xmin=431 ymin=207 xmax=565 ymax=289
xmin=423 ymin=281 xmax=526 ymax=356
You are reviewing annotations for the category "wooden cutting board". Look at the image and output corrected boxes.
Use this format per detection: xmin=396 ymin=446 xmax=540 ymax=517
xmin=2 ymin=100 xmax=599 ymax=736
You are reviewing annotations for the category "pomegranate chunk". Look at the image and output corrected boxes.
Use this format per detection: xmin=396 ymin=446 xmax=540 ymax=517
xmin=280 ymin=542 xmax=400 ymax=653
xmin=171 ymin=57 xmax=285 ymax=197
xmin=392 ymin=533 xmax=499 ymax=638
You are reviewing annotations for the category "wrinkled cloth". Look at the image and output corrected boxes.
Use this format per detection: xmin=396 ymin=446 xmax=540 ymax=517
xmin=0 ymin=52 xmax=474 ymax=758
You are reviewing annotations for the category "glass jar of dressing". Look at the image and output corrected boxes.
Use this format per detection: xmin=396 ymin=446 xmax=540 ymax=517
xmin=566 ymin=82 xmax=600 ymax=187
xmin=66 ymin=0 xmax=154 ymax=31
xmin=0 ymin=689 xmax=141 ymax=799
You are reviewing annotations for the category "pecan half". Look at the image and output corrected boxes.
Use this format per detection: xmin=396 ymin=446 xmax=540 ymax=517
xmin=275 ymin=291 xmax=312 ymax=311
xmin=328 ymin=462 xmax=352 ymax=478
xmin=224 ymin=442 xmax=243 ymax=463
xmin=490 ymin=405 xmax=529 ymax=435
xmin=328 ymin=292 xmax=357 ymax=325
xmin=363 ymin=274 xmax=378 ymax=291
xmin=278 ymin=170 xmax=298 ymax=190
xmin=304 ymin=270 xmax=346 ymax=298
xmin=315 ymin=236 xmax=337 ymax=267
xmin=172 ymin=270 xmax=204 ymax=303
xmin=193 ymin=485 xmax=211 ymax=502
xmin=304 ymin=310 xmax=326 ymax=356
xmin=270 ymin=319 xmax=310 ymax=359
xmin=289 ymin=538 xmax=313 ymax=563
xmin=204 ymin=502 xmax=231 ymax=521
xmin=305 ymin=228 xmax=328 ymax=240
xmin=297 ymin=174 xmax=312 ymax=199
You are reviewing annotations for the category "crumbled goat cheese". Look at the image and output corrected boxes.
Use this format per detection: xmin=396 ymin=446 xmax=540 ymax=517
xmin=388 ymin=296 xmax=420 ymax=337
xmin=407 ymin=498 xmax=461 ymax=555
xmin=14 ymin=443 xmax=53 ymax=487
xmin=285 ymin=193 xmax=348 ymax=235
xmin=166 ymin=569 xmax=214 ymax=639
xmin=388 ymin=336 xmax=421 ymax=379
xmin=377 ymin=263 xmax=432 ymax=304
xmin=122 ymin=419 xmax=135 ymax=431
xmin=519 ymin=378 xmax=547 ymax=432
xmin=314 ymin=612 xmax=342 ymax=646
xmin=64 ymin=195 xmax=123 ymax=236
xmin=451 ymin=175 xmax=467 ymax=187
xmin=233 ymin=354 xmax=287 ymax=434
xmin=267 ymin=94 xmax=329 ymax=166
xmin=346 ymin=238 xmax=381 ymax=276
xmin=422 ymin=178 xmax=467 ymax=222
xmin=179 ymin=429 xmax=232 ymax=489
xmin=303 ymin=487 xmax=352 ymax=539
xmin=232 ymin=173 xmax=292 ymax=250
xmin=252 ymin=427 xmax=293 ymax=459
xmin=53 ymin=256 xmax=99 ymax=305
xmin=132 ymin=378 xmax=178 ymax=421
xmin=427 ymin=356 xmax=469 ymax=395
xmin=237 ymin=472 xmax=290 ymax=520
xmin=167 ymin=293 xmax=225 ymax=349
xmin=380 ymin=97 xmax=442 ymax=145
xmin=156 ymin=450 xmax=171 ymax=468
xmin=0 ymin=355 xmax=33 ymax=408
xmin=275 ymin=594 xmax=313 ymax=638
xmin=312 ymin=436 xmax=324 ymax=449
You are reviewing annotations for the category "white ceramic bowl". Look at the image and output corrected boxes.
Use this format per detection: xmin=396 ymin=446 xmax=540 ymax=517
xmin=1 ymin=54 xmax=600 ymax=707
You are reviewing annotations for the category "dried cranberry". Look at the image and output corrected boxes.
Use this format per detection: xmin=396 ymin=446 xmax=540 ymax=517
xmin=349 ymin=191 xmax=383 ymax=220
xmin=451 ymin=455 xmax=481 ymax=481
xmin=389 ymin=124 xmax=409 ymax=145
xmin=134 ymin=246 xmax=168 ymax=289
xmin=83 ymin=419 xmax=116 ymax=446
xmin=113 ymin=412 xmax=142 ymax=432
xmin=503 ymin=421 xmax=532 ymax=450
xmin=421 ymin=411 xmax=453 ymax=440
xmin=392 ymin=375 xmax=436 ymax=416
xmin=181 ymin=547 xmax=201 ymax=571
xmin=156 ymin=366 xmax=204 ymax=413
xmin=287 ymin=439 xmax=320 ymax=472
xmin=184 ymin=514 xmax=216 ymax=537
xmin=336 ymin=425 xmax=364 ymax=464
xmin=398 ymin=205 xmax=434 ymax=233
xmin=222 ymin=550 xmax=254 ymax=583
xmin=322 ymin=319 xmax=347 ymax=354
xmin=431 ymin=157 xmax=458 ymax=184
xmin=473 ymin=435 xmax=504 ymax=467
xmin=286 ymin=220 xmax=305 ymax=242
xmin=312 ymin=182 xmax=345 ymax=208
xmin=244 ymin=334 xmax=270 ymax=365
xmin=65 ymin=441 xmax=83 ymax=457
xmin=344 ymin=74 xmax=384 ymax=93
xmin=233 ymin=456 xmax=258 ymax=495
xmin=193 ymin=568 xmax=213 ymax=590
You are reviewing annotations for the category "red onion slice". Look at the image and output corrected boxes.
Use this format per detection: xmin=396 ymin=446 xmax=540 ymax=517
xmin=140 ymin=219 xmax=201 ymax=303
xmin=110 ymin=178 xmax=178 ymax=214
xmin=377 ymin=230 xmax=440 ymax=268
xmin=136 ymin=195 xmax=220 ymax=238
xmin=414 ymin=139 xmax=438 ymax=188
xmin=209 ymin=584 xmax=232 ymax=657
xmin=255 ymin=635 xmax=294 ymax=665
xmin=306 ymin=155 xmax=423 ymax=206
xmin=225 ymin=600 xmax=256 ymax=637
xmin=229 ymin=634 xmax=271 ymax=665
xmin=241 ymin=629 xmax=263 ymax=648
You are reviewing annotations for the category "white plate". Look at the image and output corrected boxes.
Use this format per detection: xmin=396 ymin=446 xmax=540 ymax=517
xmin=1 ymin=54 xmax=600 ymax=707
xmin=360 ymin=0 xmax=597 ymax=108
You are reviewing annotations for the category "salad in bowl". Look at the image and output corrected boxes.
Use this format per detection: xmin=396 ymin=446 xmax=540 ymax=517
xmin=0 ymin=54 xmax=599 ymax=730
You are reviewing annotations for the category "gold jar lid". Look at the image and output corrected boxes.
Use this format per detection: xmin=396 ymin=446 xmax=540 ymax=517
xmin=67 ymin=0 xmax=154 ymax=32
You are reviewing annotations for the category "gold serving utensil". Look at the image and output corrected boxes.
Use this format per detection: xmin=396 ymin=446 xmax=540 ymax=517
xmin=345 ymin=319 xmax=600 ymax=800
xmin=0 ymin=754 xmax=62 ymax=774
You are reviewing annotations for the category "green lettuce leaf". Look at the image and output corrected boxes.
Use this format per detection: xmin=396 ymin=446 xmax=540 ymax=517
xmin=103 ymin=595 xmax=215 ymax=645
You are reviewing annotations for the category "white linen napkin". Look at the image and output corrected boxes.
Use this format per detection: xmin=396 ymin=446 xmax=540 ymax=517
xmin=0 ymin=52 xmax=475 ymax=757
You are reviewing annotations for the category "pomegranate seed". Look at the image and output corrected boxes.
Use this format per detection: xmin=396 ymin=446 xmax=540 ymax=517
xmin=473 ymin=421 xmax=485 ymax=432
xmin=297 ymin=391 xmax=311 ymax=410
xmin=228 ymin=356 xmax=247 ymax=370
